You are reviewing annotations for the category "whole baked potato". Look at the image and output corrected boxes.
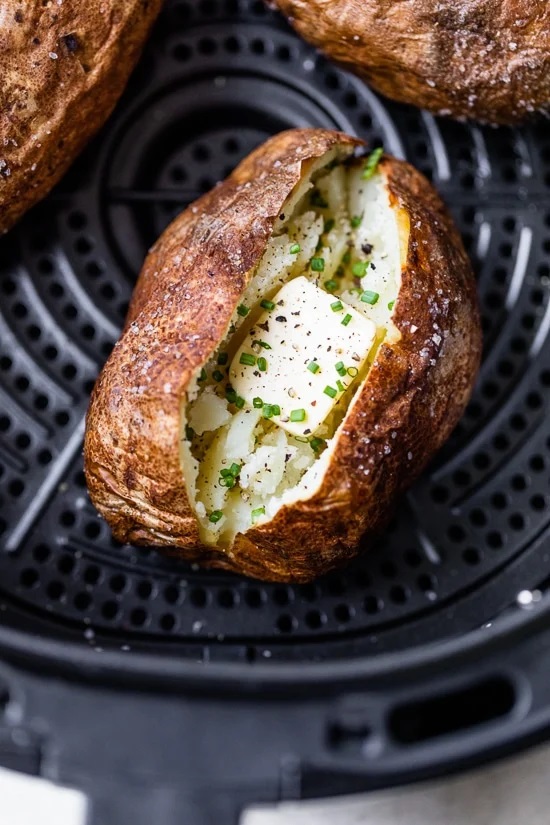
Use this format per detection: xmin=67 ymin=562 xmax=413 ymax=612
xmin=271 ymin=0 xmax=550 ymax=125
xmin=0 ymin=0 xmax=163 ymax=234
xmin=85 ymin=128 xmax=481 ymax=583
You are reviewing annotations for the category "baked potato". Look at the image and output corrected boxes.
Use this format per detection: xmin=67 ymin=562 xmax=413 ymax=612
xmin=271 ymin=0 xmax=550 ymax=125
xmin=0 ymin=0 xmax=163 ymax=235
xmin=84 ymin=128 xmax=481 ymax=583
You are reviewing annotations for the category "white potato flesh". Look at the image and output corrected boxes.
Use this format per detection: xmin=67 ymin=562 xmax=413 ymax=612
xmin=181 ymin=156 xmax=402 ymax=546
xmin=230 ymin=277 xmax=377 ymax=438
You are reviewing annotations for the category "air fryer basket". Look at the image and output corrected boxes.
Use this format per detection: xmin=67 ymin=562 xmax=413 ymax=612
xmin=0 ymin=1 xmax=549 ymax=822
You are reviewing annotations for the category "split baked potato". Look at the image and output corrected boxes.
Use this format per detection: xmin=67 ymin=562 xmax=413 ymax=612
xmin=0 ymin=0 xmax=163 ymax=234
xmin=85 ymin=128 xmax=481 ymax=583
xmin=272 ymin=0 xmax=550 ymax=125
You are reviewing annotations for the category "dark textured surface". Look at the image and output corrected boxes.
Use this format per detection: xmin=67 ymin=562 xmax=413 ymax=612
xmin=0 ymin=0 xmax=549 ymax=660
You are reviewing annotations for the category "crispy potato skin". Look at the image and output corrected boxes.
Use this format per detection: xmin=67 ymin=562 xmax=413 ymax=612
xmin=0 ymin=0 xmax=163 ymax=234
xmin=271 ymin=0 xmax=550 ymax=124
xmin=85 ymin=128 xmax=481 ymax=582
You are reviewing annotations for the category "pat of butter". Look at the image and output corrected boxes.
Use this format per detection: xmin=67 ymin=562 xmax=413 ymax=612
xmin=229 ymin=276 xmax=376 ymax=437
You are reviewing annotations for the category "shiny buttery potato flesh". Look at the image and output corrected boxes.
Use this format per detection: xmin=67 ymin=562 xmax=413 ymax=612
xmin=181 ymin=155 xmax=402 ymax=547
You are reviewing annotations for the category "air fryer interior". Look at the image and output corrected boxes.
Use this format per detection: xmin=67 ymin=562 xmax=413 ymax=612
xmin=0 ymin=1 xmax=549 ymax=821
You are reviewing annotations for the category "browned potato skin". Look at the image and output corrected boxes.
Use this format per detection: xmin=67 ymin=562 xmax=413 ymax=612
xmin=85 ymin=128 xmax=481 ymax=583
xmin=0 ymin=0 xmax=163 ymax=235
xmin=271 ymin=0 xmax=550 ymax=125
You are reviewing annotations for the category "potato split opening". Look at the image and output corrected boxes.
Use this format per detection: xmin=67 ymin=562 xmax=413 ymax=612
xmin=181 ymin=153 xmax=403 ymax=547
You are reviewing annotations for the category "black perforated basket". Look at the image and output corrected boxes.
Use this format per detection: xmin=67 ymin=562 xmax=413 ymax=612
xmin=1 ymin=1 xmax=550 ymax=822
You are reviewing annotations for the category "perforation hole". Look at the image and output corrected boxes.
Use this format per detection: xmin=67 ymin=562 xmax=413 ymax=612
xmin=364 ymin=596 xmax=382 ymax=614
xmin=74 ymin=592 xmax=91 ymax=611
xmin=190 ymin=587 xmax=207 ymax=607
xmin=277 ymin=614 xmax=297 ymax=633
xmin=33 ymin=544 xmax=50 ymax=563
xmin=417 ymin=574 xmax=437 ymax=594
xmin=47 ymin=581 xmax=65 ymax=601
xmin=109 ymin=574 xmax=126 ymax=593
xmin=334 ymin=603 xmax=352 ymax=623
xmin=84 ymin=564 xmax=101 ymax=586
xmin=101 ymin=601 xmax=119 ymax=620
xmin=160 ymin=613 xmax=176 ymax=631
xmin=305 ymin=609 xmax=325 ymax=629
xmin=509 ymin=513 xmax=525 ymax=531
xmin=245 ymin=588 xmax=264 ymax=608
xmin=20 ymin=569 xmax=39 ymax=588
xmin=463 ymin=547 xmax=481 ymax=565
xmin=389 ymin=585 xmax=409 ymax=605
xmin=130 ymin=607 xmax=148 ymax=627
xmin=218 ymin=589 xmax=237 ymax=608
xmin=137 ymin=580 xmax=153 ymax=600
xmin=273 ymin=587 xmax=290 ymax=606
xmin=57 ymin=555 xmax=75 ymax=575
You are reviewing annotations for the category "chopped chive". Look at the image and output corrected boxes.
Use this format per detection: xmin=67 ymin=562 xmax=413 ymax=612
xmin=219 ymin=476 xmax=236 ymax=488
xmin=185 ymin=425 xmax=195 ymax=440
xmin=253 ymin=396 xmax=263 ymax=408
xmin=239 ymin=352 xmax=256 ymax=366
xmin=324 ymin=279 xmax=338 ymax=292
xmin=310 ymin=437 xmax=326 ymax=454
xmin=290 ymin=408 xmax=306 ymax=422
xmin=342 ymin=251 xmax=351 ymax=265
xmin=229 ymin=463 xmax=241 ymax=477
xmin=341 ymin=313 xmax=352 ymax=326
xmin=226 ymin=388 xmax=237 ymax=404
xmin=217 ymin=352 xmax=228 ymax=365
xmin=388 ymin=300 xmax=395 ymax=310
xmin=263 ymin=403 xmax=274 ymax=418
xmin=290 ymin=243 xmax=301 ymax=254
xmin=362 ymin=146 xmax=384 ymax=180
xmin=361 ymin=290 xmax=380 ymax=305
xmin=253 ymin=340 xmax=272 ymax=350
xmin=351 ymin=214 xmax=363 ymax=228
xmin=331 ymin=300 xmax=344 ymax=312
xmin=336 ymin=265 xmax=345 ymax=278
xmin=251 ymin=506 xmax=265 ymax=522
xmin=235 ymin=396 xmax=245 ymax=409
xmin=324 ymin=218 xmax=335 ymax=234
xmin=237 ymin=303 xmax=250 ymax=317
xmin=260 ymin=299 xmax=275 ymax=311
xmin=257 ymin=356 xmax=267 ymax=372
xmin=198 ymin=367 xmax=207 ymax=382
xmin=337 ymin=379 xmax=346 ymax=393
xmin=347 ymin=366 xmax=359 ymax=377
xmin=220 ymin=468 xmax=234 ymax=478
xmin=212 ymin=369 xmax=224 ymax=382
xmin=307 ymin=360 xmax=320 ymax=373
xmin=324 ymin=385 xmax=337 ymax=398
xmin=311 ymin=256 xmax=325 ymax=272
xmin=272 ymin=404 xmax=281 ymax=416
xmin=352 ymin=260 xmax=368 ymax=278
xmin=310 ymin=189 xmax=329 ymax=208
xmin=209 ymin=510 xmax=223 ymax=523
xmin=335 ymin=361 xmax=347 ymax=376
